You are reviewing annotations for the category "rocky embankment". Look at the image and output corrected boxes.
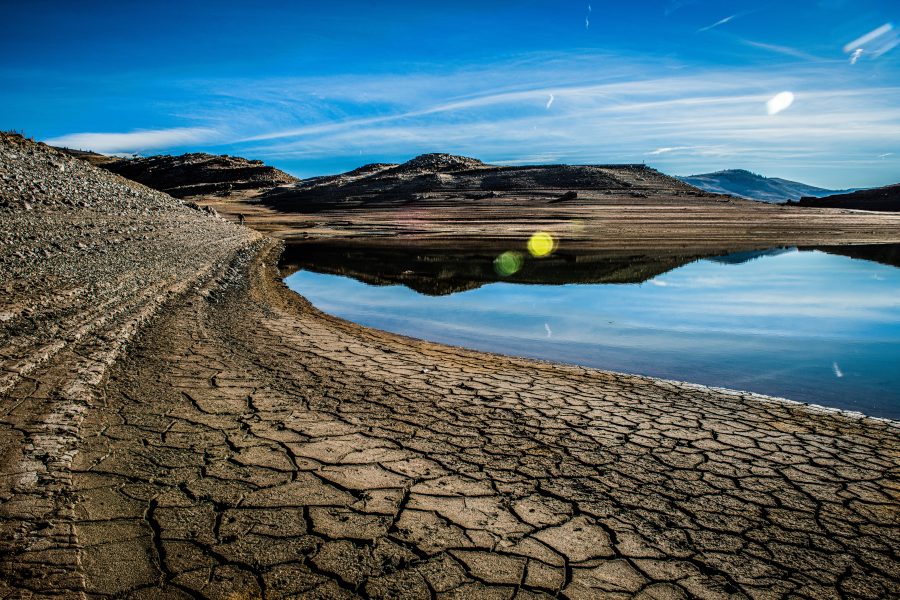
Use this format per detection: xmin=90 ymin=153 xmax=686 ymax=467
xmin=57 ymin=148 xmax=298 ymax=198
xmin=2 ymin=137 xmax=900 ymax=598
xmin=0 ymin=133 xmax=260 ymax=593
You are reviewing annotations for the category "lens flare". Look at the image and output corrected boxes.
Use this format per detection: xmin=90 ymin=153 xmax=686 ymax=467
xmin=494 ymin=251 xmax=524 ymax=276
xmin=527 ymin=232 xmax=556 ymax=257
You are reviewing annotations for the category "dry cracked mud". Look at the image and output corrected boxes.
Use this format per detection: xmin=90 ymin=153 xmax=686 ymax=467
xmin=2 ymin=135 xmax=900 ymax=599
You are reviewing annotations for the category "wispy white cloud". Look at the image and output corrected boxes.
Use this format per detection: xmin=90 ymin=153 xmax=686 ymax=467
xmin=664 ymin=0 xmax=698 ymax=17
xmin=698 ymin=14 xmax=736 ymax=33
xmin=842 ymin=23 xmax=899 ymax=61
xmin=227 ymin=64 xmax=900 ymax=187
xmin=872 ymin=38 xmax=899 ymax=58
xmin=647 ymin=146 xmax=694 ymax=155
xmin=843 ymin=23 xmax=893 ymax=53
xmin=740 ymin=39 xmax=827 ymax=62
xmin=44 ymin=127 xmax=219 ymax=153
xmin=45 ymin=50 xmax=900 ymax=188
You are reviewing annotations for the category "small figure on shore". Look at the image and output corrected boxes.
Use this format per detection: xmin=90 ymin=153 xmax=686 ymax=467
xmin=238 ymin=213 xmax=246 ymax=226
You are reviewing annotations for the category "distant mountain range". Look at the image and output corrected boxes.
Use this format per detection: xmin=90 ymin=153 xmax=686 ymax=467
xmin=677 ymin=169 xmax=857 ymax=203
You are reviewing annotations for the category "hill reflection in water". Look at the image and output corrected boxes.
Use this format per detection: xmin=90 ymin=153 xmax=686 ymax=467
xmin=282 ymin=243 xmax=900 ymax=419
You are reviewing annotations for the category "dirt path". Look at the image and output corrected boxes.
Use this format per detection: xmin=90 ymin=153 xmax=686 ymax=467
xmin=51 ymin=241 xmax=896 ymax=599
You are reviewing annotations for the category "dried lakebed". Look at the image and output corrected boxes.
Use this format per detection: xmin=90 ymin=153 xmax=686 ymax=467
xmin=67 ymin=241 xmax=900 ymax=599
xmin=284 ymin=246 xmax=900 ymax=420
xmin=2 ymin=135 xmax=899 ymax=598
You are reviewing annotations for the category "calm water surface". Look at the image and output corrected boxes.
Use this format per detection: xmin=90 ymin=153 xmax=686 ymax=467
xmin=285 ymin=248 xmax=900 ymax=419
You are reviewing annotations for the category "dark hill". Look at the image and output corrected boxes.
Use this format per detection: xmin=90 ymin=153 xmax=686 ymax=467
xmin=795 ymin=184 xmax=900 ymax=212
xmin=55 ymin=149 xmax=298 ymax=198
xmin=261 ymin=153 xmax=705 ymax=212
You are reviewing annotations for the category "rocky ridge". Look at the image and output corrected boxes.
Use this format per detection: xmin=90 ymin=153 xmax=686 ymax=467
xmin=56 ymin=147 xmax=298 ymax=198
xmin=261 ymin=153 xmax=701 ymax=212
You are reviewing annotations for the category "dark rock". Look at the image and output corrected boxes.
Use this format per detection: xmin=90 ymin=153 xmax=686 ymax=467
xmin=795 ymin=185 xmax=900 ymax=212
xmin=549 ymin=191 xmax=578 ymax=203
xmin=465 ymin=191 xmax=500 ymax=200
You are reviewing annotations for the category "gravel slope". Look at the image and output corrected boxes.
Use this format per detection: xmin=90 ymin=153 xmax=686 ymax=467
xmin=0 ymin=133 xmax=260 ymax=594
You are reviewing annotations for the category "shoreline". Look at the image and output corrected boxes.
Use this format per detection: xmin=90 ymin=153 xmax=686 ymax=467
xmin=281 ymin=251 xmax=900 ymax=425
xmin=281 ymin=242 xmax=900 ymax=428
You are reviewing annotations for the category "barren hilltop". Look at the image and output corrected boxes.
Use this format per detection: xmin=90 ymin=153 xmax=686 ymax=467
xmin=261 ymin=152 xmax=704 ymax=212
xmin=55 ymin=147 xmax=298 ymax=198
xmin=4 ymin=135 xmax=900 ymax=598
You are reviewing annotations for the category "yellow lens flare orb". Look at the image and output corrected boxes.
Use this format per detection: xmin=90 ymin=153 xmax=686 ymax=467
xmin=494 ymin=251 xmax=524 ymax=276
xmin=527 ymin=231 xmax=556 ymax=257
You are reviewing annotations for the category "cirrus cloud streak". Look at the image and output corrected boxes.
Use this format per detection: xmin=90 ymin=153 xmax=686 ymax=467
xmin=44 ymin=127 xmax=220 ymax=153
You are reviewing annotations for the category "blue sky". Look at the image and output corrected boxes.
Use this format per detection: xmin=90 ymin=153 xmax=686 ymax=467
xmin=2 ymin=0 xmax=899 ymax=187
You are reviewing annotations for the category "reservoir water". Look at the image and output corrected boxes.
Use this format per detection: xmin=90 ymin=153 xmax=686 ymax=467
xmin=284 ymin=246 xmax=900 ymax=419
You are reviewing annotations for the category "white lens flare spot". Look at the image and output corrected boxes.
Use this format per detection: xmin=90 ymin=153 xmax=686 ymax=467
xmin=766 ymin=91 xmax=794 ymax=115
xmin=494 ymin=251 xmax=524 ymax=276
xmin=527 ymin=232 xmax=556 ymax=257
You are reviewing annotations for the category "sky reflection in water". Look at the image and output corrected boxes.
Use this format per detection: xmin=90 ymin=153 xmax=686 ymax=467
xmin=285 ymin=249 xmax=900 ymax=420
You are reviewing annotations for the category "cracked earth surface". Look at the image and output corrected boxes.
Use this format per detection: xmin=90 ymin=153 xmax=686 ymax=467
xmin=2 ymin=135 xmax=899 ymax=598
xmin=19 ymin=242 xmax=893 ymax=599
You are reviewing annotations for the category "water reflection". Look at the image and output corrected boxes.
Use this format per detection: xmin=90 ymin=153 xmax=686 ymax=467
xmin=283 ymin=244 xmax=900 ymax=419
xmin=280 ymin=241 xmax=731 ymax=295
